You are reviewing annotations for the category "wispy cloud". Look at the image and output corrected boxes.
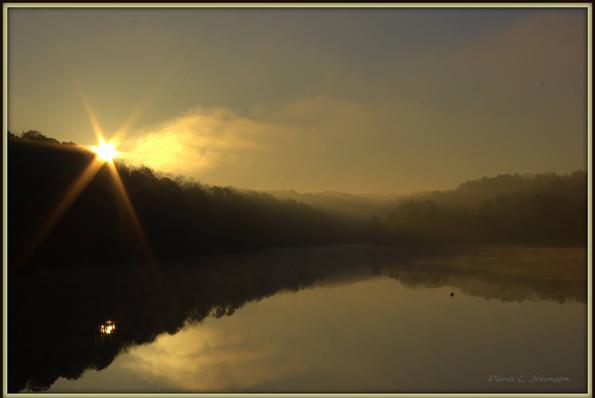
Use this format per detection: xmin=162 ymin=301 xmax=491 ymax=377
xmin=119 ymin=107 xmax=274 ymax=177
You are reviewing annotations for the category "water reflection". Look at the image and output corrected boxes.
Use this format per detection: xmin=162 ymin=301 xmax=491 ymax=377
xmin=9 ymin=245 xmax=586 ymax=392
xmin=99 ymin=320 xmax=117 ymax=335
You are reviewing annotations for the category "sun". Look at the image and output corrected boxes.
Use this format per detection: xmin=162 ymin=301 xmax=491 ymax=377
xmin=91 ymin=141 xmax=119 ymax=162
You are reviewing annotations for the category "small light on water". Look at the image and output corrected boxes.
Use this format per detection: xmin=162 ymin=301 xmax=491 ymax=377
xmin=99 ymin=320 xmax=117 ymax=335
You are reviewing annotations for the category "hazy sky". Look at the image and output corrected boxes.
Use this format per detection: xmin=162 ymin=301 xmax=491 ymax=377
xmin=8 ymin=8 xmax=587 ymax=194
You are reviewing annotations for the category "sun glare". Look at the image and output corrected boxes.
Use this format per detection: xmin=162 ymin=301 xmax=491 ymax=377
xmin=92 ymin=142 xmax=119 ymax=162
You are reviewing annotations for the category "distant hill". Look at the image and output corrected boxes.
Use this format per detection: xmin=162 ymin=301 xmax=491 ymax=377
xmin=8 ymin=132 xmax=367 ymax=270
xmin=417 ymin=172 xmax=586 ymax=208
xmin=268 ymin=189 xmax=398 ymax=220
xmin=269 ymin=172 xmax=587 ymax=247
xmin=386 ymin=171 xmax=587 ymax=246
xmin=7 ymin=131 xmax=588 ymax=272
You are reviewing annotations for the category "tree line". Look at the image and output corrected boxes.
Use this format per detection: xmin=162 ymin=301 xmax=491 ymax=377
xmin=8 ymin=131 xmax=587 ymax=270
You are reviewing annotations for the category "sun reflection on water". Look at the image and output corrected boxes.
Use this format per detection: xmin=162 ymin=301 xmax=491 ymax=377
xmin=99 ymin=320 xmax=117 ymax=335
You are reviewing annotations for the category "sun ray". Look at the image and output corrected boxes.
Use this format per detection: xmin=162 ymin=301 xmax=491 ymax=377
xmin=15 ymin=158 xmax=104 ymax=267
xmin=16 ymin=85 xmax=160 ymax=274
xmin=110 ymin=90 xmax=157 ymax=144
xmin=74 ymin=82 xmax=106 ymax=144
xmin=77 ymin=86 xmax=157 ymax=271
xmin=106 ymin=161 xmax=157 ymax=273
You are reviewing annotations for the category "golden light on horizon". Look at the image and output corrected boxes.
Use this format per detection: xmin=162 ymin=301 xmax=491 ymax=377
xmin=91 ymin=141 xmax=119 ymax=162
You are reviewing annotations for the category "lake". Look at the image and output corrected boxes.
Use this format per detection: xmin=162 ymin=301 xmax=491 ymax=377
xmin=9 ymin=245 xmax=587 ymax=393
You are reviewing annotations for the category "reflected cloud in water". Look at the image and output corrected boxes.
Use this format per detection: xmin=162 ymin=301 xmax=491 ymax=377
xmin=9 ymin=245 xmax=586 ymax=392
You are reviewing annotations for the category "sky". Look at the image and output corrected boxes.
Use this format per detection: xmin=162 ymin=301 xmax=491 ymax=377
xmin=8 ymin=8 xmax=587 ymax=194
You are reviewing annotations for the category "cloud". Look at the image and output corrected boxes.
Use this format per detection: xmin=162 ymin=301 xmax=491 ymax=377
xmin=116 ymin=11 xmax=587 ymax=196
xmin=119 ymin=321 xmax=277 ymax=391
xmin=116 ymin=96 xmax=419 ymax=191
xmin=113 ymin=93 xmax=521 ymax=193
xmin=119 ymin=107 xmax=275 ymax=177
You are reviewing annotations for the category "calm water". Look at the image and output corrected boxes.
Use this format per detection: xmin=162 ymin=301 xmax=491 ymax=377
xmin=9 ymin=245 xmax=587 ymax=393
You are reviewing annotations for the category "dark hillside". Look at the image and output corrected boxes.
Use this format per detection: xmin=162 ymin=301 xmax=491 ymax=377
xmin=8 ymin=132 xmax=366 ymax=270
xmin=7 ymin=131 xmax=587 ymax=272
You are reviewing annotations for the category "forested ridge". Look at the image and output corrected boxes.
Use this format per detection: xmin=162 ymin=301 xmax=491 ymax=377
xmin=8 ymin=131 xmax=587 ymax=270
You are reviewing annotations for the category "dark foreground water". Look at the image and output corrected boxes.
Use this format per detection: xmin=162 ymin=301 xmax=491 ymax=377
xmin=9 ymin=245 xmax=587 ymax=393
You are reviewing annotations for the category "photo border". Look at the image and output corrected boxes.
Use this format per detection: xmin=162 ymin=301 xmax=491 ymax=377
xmin=2 ymin=3 xmax=592 ymax=397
